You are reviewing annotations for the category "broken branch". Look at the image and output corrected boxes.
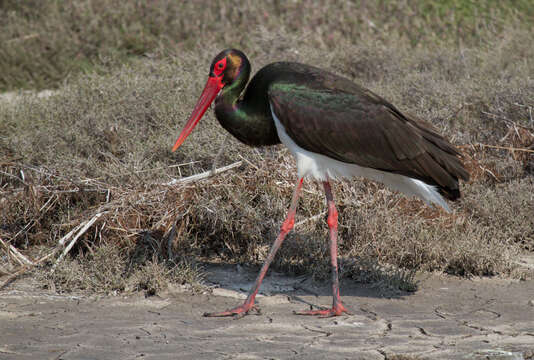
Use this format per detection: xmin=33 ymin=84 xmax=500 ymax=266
xmin=52 ymin=212 xmax=107 ymax=272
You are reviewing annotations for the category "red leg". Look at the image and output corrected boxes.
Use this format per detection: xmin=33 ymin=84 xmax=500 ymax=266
xmin=296 ymin=180 xmax=350 ymax=317
xmin=204 ymin=177 xmax=304 ymax=318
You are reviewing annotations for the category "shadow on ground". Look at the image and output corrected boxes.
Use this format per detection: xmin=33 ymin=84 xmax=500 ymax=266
xmin=1 ymin=266 xmax=533 ymax=359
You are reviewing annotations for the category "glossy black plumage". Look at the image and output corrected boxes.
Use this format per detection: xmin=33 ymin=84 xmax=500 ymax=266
xmin=214 ymin=53 xmax=469 ymax=200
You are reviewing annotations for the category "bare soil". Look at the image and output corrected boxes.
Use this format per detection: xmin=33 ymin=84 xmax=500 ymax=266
xmin=2 ymin=265 xmax=533 ymax=360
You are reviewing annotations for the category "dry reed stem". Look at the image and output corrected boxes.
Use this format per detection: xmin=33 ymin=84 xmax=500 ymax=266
xmin=165 ymin=161 xmax=243 ymax=185
xmin=0 ymin=237 xmax=60 ymax=290
xmin=52 ymin=212 xmax=107 ymax=272
xmin=474 ymin=143 xmax=534 ymax=153
xmin=0 ymin=237 xmax=34 ymax=266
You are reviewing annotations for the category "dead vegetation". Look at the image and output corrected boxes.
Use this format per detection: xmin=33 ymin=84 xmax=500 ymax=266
xmin=1 ymin=1 xmax=533 ymax=295
xmin=1 ymin=0 xmax=533 ymax=91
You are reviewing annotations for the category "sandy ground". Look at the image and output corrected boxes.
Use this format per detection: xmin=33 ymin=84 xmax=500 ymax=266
xmin=1 ymin=264 xmax=533 ymax=360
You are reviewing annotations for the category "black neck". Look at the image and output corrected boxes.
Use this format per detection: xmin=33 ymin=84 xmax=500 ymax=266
xmin=214 ymin=58 xmax=280 ymax=147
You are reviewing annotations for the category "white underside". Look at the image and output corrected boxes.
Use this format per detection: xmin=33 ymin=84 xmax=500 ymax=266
xmin=270 ymin=105 xmax=451 ymax=212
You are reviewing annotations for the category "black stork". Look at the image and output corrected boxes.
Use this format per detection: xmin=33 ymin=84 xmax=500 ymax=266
xmin=172 ymin=49 xmax=469 ymax=318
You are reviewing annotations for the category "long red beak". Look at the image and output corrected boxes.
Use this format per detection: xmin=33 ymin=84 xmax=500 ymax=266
xmin=172 ymin=76 xmax=224 ymax=152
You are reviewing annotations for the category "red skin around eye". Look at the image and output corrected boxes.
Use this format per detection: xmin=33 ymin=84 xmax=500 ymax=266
xmin=213 ymin=57 xmax=227 ymax=76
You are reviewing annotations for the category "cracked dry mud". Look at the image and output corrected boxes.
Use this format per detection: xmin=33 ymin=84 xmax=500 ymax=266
xmin=1 ymin=265 xmax=533 ymax=359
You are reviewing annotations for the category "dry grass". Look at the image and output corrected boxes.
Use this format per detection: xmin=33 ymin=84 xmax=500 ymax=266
xmin=1 ymin=0 xmax=533 ymax=91
xmin=1 ymin=1 xmax=533 ymax=294
xmin=38 ymin=241 xmax=202 ymax=295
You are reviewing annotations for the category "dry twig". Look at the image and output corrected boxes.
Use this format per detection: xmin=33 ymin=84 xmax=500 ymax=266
xmin=0 ymin=237 xmax=34 ymax=266
xmin=294 ymin=211 xmax=327 ymax=228
xmin=474 ymin=143 xmax=534 ymax=153
xmin=51 ymin=212 xmax=107 ymax=272
xmin=165 ymin=161 xmax=243 ymax=185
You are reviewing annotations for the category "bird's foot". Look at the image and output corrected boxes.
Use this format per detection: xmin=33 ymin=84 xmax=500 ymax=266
xmin=294 ymin=302 xmax=351 ymax=318
xmin=203 ymin=301 xmax=260 ymax=319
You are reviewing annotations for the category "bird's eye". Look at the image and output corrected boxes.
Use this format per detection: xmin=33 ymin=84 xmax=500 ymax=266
xmin=213 ymin=58 xmax=227 ymax=76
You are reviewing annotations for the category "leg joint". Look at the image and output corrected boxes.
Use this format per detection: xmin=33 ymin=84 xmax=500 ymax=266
xmin=281 ymin=214 xmax=295 ymax=233
xmin=327 ymin=207 xmax=338 ymax=229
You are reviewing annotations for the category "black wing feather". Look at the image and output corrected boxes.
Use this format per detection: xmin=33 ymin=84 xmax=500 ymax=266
xmin=267 ymin=76 xmax=469 ymax=199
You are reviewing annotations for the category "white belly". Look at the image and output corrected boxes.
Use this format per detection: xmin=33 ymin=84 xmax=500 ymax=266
xmin=270 ymin=105 xmax=451 ymax=212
